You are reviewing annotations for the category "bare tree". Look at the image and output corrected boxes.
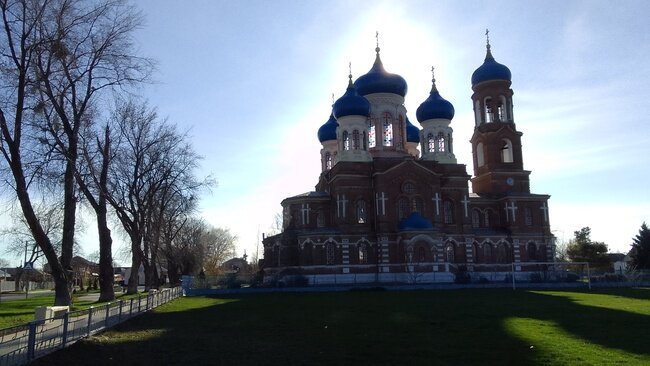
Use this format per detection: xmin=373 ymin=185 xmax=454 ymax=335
xmin=203 ymin=227 xmax=237 ymax=275
xmin=0 ymin=0 xmax=151 ymax=305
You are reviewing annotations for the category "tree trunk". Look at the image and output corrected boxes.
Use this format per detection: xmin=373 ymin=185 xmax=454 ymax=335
xmin=97 ymin=209 xmax=115 ymax=302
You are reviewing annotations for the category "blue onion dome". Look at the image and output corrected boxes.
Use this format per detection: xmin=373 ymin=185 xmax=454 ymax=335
xmin=354 ymin=47 xmax=407 ymax=97
xmin=406 ymin=117 xmax=420 ymax=143
xmin=332 ymin=74 xmax=371 ymax=119
xmin=399 ymin=212 xmax=433 ymax=231
xmin=317 ymin=113 xmax=338 ymax=142
xmin=471 ymin=41 xmax=511 ymax=85
xmin=416 ymin=67 xmax=455 ymax=122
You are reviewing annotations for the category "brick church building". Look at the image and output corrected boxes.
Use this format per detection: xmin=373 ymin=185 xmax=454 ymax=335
xmin=262 ymin=36 xmax=554 ymax=284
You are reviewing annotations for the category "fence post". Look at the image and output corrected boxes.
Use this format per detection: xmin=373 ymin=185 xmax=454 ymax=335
xmin=27 ymin=321 xmax=37 ymax=360
xmin=105 ymin=303 xmax=111 ymax=328
xmin=118 ymin=300 xmax=123 ymax=323
xmin=511 ymin=263 xmax=516 ymax=290
xmin=87 ymin=307 xmax=93 ymax=336
xmin=129 ymin=297 xmax=134 ymax=317
xmin=61 ymin=312 xmax=69 ymax=348
xmin=138 ymin=295 xmax=142 ymax=313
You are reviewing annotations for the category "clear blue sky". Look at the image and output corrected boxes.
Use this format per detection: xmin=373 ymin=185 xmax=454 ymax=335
xmin=4 ymin=0 xmax=650 ymax=265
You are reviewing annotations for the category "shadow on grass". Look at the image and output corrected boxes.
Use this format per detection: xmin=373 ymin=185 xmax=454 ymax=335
xmin=32 ymin=289 xmax=650 ymax=366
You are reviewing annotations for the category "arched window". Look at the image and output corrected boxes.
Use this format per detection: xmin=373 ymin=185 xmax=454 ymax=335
xmin=496 ymin=243 xmax=509 ymax=264
xmin=443 ymin=201 xmax=454 ymax=224
xmin=501 ymin=139 xmax=513 ymax=163
xmin=398 ymin=115 xmax=405 ymax=149
xmin=363 ymin=133 xmax=367 ymax=150
xmin=474 ymin=100 xmax=482 ymax=125
xmin=437 ymin=132 xmax=445 ymax=152
xmin=411 ymin=197 xmax=423 ymax=213
xmin=398 ymin=197 xmax=410 ymax=219
xmin=524 ymin=207 xmax=533 ymax=226
xmin=499 ymin=95 xmax=508 ymax=121
xmin=352 ymin=130 xmax=360 ymax=150
xmin=446 ymin=244 xmax=455 ymax=263
xmin=356 ymin=200 xmax=367 ymax=224
xmin=427 ymin=133 xmax=435 ymax=153
xmin=527 ymin=242 xmax=537 ymax=262
xmin=343 ymin=131 xmax=350 ymax=151
xmin=484 ymin=243 xmax=493 ymax=263
xmin=368 ymin=122 xmax=376 ymax=148
xmin=484 ymin=209 xmax=491 ymax=227
xmin=358 ymin=243 xmax=368 ymax=264
xmin=447 ymin=133 xmax=453 ymax=153
xmin=325 ymin=152 xmax=332 ymax=170
xmin=382 ymin=112 xmax=393 ymax=146
xmin=326 ymin=242 xmax=336 ymax=265
xmin=317 ymin=210 xmax=325 ymax=227
xmin=476 ymin=142 xmax=485 ymax=167
xmin=471 ymin=209 xmax=481 ymax=228
xmin=484 ymin=97 xmax=493 ymax=123
xmin=418 ymin=246 xmax=426 ymax=262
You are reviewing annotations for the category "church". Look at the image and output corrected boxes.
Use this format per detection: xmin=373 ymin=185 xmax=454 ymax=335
xmin=262 ymin=35 xmax=554 ymax=285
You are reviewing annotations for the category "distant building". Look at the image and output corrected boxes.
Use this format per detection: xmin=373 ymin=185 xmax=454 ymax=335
xmin=262 ymin=35 xmax=554 ymax=284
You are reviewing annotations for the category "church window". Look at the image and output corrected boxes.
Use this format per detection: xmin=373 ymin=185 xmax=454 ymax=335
xmin=499 ymin=95 xmax=508 ymax=121
xmin=524 ymin=207 xmax=533 ymax=226
xmin=301 ymin=204 xmax=310 ymax=225
xmin=501 ymin=139 xmax=513 ymax=163
xmin=402 ymin=182 xmax=416 ymax=194
xmin=418 ymin=246 xmax=426 ymax=262
xmin=437 ymin=132 xmax=445 ymax=152
xmin=474 ymin=100 xmax=482 ymax=125
xmin=527 ymin=242 xmax=537 ymax=261
xmin=353 ymin=130 xmax=360 ymax=150
xmin=476 ymin=142 xmax=485 ymax=167
xmin=484 ymin=209 xmax=491 ymax=227
xmin=398 ymin=115 xmax=404 ymax=149
xmin=471 ymin=209 xmax=481 ymax=228
xmin=446 ymin=244 xmax=455 ymax=263
xmin=325 ymin=152 xmax=332 ymax=170
xmin=326 ymin=242 xmax=336 ymax=265
xmin=382 ymin=112 xmax=393 ymax=146
xmin=412 ymin=197 xmax=423 ymax=213
xmin=363 ymin=133 xmax=367 ymax=150
xmin=485 ymin=97 xmax=493 ymax=123
xmin=496 ymin=243 xmax=509 ymax=263
xmin=497 ymin=105 xmax=505 ymax=122
xmin=358 ymin=243 xmax=368 ymax=264
xmin=343 ymin=131 xmax=350 ymax=150
xmin=356 ymin=200 xmax=367 ymax=224
xmin=368 ymin=122 xmax=376 ymax=148
xmin=443 ymin=200 xmax=454 ymax=224
xmin=427 ymin=133 xmax=435 ymax=153
xmin=398 ymin=197 xmax=410 ymax=219
xmin=317 ymin=210 xmax=325 ymax=227
xmin=484 ymin=243 xmax=493 ymax=263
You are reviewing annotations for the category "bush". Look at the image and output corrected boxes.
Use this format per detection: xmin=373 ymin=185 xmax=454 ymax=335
xmin=218 ymin=273 xmax=242 ymax=289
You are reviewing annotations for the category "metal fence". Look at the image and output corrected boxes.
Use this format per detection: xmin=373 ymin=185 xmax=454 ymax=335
xmin=0 ymin=287 xmax=182 ymax=366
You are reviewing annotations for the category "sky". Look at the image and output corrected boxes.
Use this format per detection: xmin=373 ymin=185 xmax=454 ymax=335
xmin=3 ymin=0 xmax=650 ymax=265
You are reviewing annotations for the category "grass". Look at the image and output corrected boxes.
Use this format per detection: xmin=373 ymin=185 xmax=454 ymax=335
xmin=33 ymin=288 xmax=650 ymax=365
xmin=0 ymin=291 xmax=145 ymax=329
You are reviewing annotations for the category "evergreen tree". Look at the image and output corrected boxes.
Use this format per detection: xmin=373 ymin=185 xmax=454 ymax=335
xmin=630 ymin=222 xmax=650 ymax=269
xmin=566 ymin=227 xmax=611 ymax=270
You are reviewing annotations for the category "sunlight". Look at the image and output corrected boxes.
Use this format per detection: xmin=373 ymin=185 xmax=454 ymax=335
xmin=503 ymin=317 xmax=647 ymax=364
xmin=528 ymin=290 xmax=650 ymax=316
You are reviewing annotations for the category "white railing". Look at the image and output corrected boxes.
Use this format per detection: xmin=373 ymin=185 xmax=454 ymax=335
xmin=0 ymin=287 xmax=183 ymax=366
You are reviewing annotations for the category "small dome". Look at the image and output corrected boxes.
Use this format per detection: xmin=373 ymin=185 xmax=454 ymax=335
xmin=317 ymin=113 xmax=338 ymax=143
xmin=354 ymin=53 xmax=407 ymax=97
xmin=333 ymin=78 xmax=371 ymax=119
xmin=406 ymin=117 xmax=420 ymax=143
xmin=399 ymin=212 xmax=433 ymax=231
xmin=416 ymin=77 xmax=455 ymax=122
xmin=471 ymin=47 xmax=511 ymax=85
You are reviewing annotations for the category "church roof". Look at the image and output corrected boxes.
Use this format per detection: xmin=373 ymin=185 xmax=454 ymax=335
xmin=416 ymin=68 xmax=455 ymax=122
xmin=333 ymin=77 xmax=370 ymax=119
xmin=406 ymin=117 xmax=420 ymax=143
xmin=317 ymin=113 xmax=338 ymax=142
xmin=282 ymin=191 xmax=330 ymax=203
xmin=354 ymin=52 xmax=407 ymax=97
xmin=399 ymin=212 xmax=434 ymax=231
xmin=471 ymin=45 xmax=511 ymax=86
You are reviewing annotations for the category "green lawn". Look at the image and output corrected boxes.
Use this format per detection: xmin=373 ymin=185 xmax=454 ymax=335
xmin=0 ymin=291 xmax=144 ymax=329
xmin=34 ymin=288 xmax=650 ymax=365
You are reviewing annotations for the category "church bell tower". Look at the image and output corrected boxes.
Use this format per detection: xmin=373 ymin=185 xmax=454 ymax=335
xmin=470 ymin=32 xmax=531 ymax=195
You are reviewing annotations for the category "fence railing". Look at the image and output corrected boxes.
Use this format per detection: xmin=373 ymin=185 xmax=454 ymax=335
xmin=0 ymin=286 xmax=182 ymax=366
